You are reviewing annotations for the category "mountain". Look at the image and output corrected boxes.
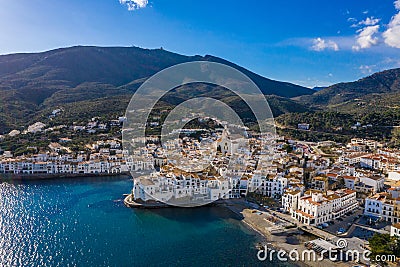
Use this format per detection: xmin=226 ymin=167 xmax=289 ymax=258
xmin=0 ymin=46 xmax=313 ymax=133
xmin=312 ymin=86 xmax=327 ymax=91
xmin=0 ymin=46 xmax=312 ymax=99
xmin=280 ymin=68 xmax=400 ymax=142
xmin=299 ymin=68 xmax=400 ymax=107
xmin=199 ymin=55 xmax=314 ymax=97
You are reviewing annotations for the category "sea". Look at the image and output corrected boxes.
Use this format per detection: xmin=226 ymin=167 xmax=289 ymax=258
xmin=0 ymin=176 xmax=289 ymax=266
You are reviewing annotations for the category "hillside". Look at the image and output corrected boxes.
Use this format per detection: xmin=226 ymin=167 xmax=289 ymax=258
xmin=299 ymin=68 xmax=400 ymax=107
xmin=277 ymin=69 xmax=400 ymax=143
xmin=0 ymin=46 xmax=313 ymax=133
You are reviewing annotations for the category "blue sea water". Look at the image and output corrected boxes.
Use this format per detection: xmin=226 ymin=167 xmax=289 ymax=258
xmin=0 ymin=176 xmax=287 ymax=266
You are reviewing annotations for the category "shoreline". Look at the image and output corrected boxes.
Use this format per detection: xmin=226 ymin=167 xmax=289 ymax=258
xmin=1 ymin=176 xmax=353 ymax=266
xmin=0 ymin=172 xmax=132 ymax=181
xmin=123 ymin=193 xmax=225 ymax=209
xmin=220 ymin=199 xmax=353 ymax=267
xmin=123 ymin=195 xmax=313 ymax=265
xmin=220 ymin=199 xmax=308 ymax=267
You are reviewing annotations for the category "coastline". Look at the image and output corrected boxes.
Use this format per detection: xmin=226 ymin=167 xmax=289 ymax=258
xmin=0 ymin=172 xmax=132 ymax=181
xmin=0 ymin=175 xmax=268 ymax=266
xmin=123 ymin=195 xmax=317 ymax=266
xmin=1 ymin=175 xmax=356 ymax=266
xmin=220 ymin=199 xmax=353 ymax=267
xmin=124 ymin=193 xmax=170 ymax=208
xmin=123 ymin=193 xmax=225 ymax=209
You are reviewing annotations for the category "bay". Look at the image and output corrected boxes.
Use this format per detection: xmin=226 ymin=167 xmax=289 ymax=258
xmin=0 ymin=176 xmax=287 ymax=266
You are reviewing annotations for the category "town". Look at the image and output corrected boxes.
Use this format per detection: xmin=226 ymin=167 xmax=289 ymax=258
xmin=2 ymin=111 xmax=400 ymax=264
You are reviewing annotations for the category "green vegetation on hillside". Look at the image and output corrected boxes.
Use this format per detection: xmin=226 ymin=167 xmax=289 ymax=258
xmin=1 ymin=46 xmax=400 ymax=147
xmin=276 ymin=111 xmax=397 ymax=144
xmin=0 ymin=46 xmax=312 ymax=133
xmin=299 ymin=68 xmax=400 ymax=106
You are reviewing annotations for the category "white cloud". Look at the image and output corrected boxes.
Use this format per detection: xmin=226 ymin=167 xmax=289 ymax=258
xmin=358 ymin=17 xmax=380 ymax=26
xmin=395 ymin=0 xmax=400 ymax=10
xmin=311 ymin=38 xmax=339 ymax=51
xmin=381 ymin=57 xmax=400 ymax=69
xmin=383 ymin=3 xmax=400 ymax=48
xmin=351 ymin=17 xmax=380 ymax=28
xmin=359 ymin=65 xmax=374 ymax=74
xmin=119 ymin=0 xmax=148 ymax=11
xmin=352 ymin=25 xmax=380 ymax=51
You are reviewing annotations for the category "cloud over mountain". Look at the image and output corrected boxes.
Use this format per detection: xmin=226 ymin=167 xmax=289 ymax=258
xmin=352 ymin=25 xmax=380 ymax=51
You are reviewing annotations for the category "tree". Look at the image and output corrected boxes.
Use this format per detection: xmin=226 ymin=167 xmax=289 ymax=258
xmin=282 ymin=144 xmax=293 ymax=153
xmin=369 ymin=233 xmax=400 ymax=264
xmin=392 ymin=127 xmax=400 ymax=147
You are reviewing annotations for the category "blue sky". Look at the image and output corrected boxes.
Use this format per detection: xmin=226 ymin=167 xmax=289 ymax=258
xmin=1 ymin=0 xmax=400 ymax=88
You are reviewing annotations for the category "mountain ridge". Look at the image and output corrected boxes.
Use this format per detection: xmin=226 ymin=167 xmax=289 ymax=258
xmin=0 ymin=46 xmax=313 ymax=95
xmin=3 ymin=46 xmax=399 ymax=136
xmin=298 ymin=68 xmax=400 ymax=107
xmin=0 ymin=46 xmax=314 ymax=133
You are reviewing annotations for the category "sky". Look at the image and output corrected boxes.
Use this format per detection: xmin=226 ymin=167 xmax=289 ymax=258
xmin=1 ymin=0 xmax=400 ymax=88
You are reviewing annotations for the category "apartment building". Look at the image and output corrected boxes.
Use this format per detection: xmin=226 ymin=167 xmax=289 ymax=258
xmin=291 ymin=189 xmax=358 ymax=226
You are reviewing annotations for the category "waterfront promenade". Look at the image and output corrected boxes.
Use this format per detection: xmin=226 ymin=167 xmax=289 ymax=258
xmin=222 ymin=198 xmax=352 ymax=267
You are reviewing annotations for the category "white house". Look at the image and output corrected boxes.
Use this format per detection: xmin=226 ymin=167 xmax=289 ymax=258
xmin=358 ymin=175 xmax=385 ymax=193
xmin=342 ymin=175 xmax=358 ymax=189
xmin=388 ymin=171 xmax=400 ymax=181
xmin=390 ymin=224 xmax=400 ymax=237
xmin=291 ymin=189 xmax=358 ymax=226
xmin=282 ymin=189 xmax=301 ymax=213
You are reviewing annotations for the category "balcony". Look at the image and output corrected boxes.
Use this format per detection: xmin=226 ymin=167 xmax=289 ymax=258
xmin=332 ymin=201 xmax=358 ymax=217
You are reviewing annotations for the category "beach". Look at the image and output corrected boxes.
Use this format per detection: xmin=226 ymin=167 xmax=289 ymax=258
xmin=222 ymin=198 xmax=355 ymax=267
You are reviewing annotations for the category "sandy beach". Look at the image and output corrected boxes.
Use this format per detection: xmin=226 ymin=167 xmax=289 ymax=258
xmin=222 ymin=199 xmax=355 ymax=267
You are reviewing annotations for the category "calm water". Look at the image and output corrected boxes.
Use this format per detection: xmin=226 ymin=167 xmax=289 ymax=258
xmin=0 ymin=176 xmax=285 ymax=266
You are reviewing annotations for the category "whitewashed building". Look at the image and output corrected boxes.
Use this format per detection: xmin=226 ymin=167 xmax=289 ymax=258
xmin=282 ymin=189 xmax=301 ymax=213
xmin=291 ymin=189 xmax=358 ymax=226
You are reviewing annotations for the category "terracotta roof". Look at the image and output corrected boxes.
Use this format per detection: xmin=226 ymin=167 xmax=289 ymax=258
xmin=285 ymin=189 xmax=301 ymax=195
xmin=342 ymin=175 xmax=357 ymax=180
xmin=295 ymin=209 xmax=314 ymax=218
xmin=392 ymin=223 xmax=400 ymax=229
xmin=301 ymin=196 xmax=322 ymax=206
